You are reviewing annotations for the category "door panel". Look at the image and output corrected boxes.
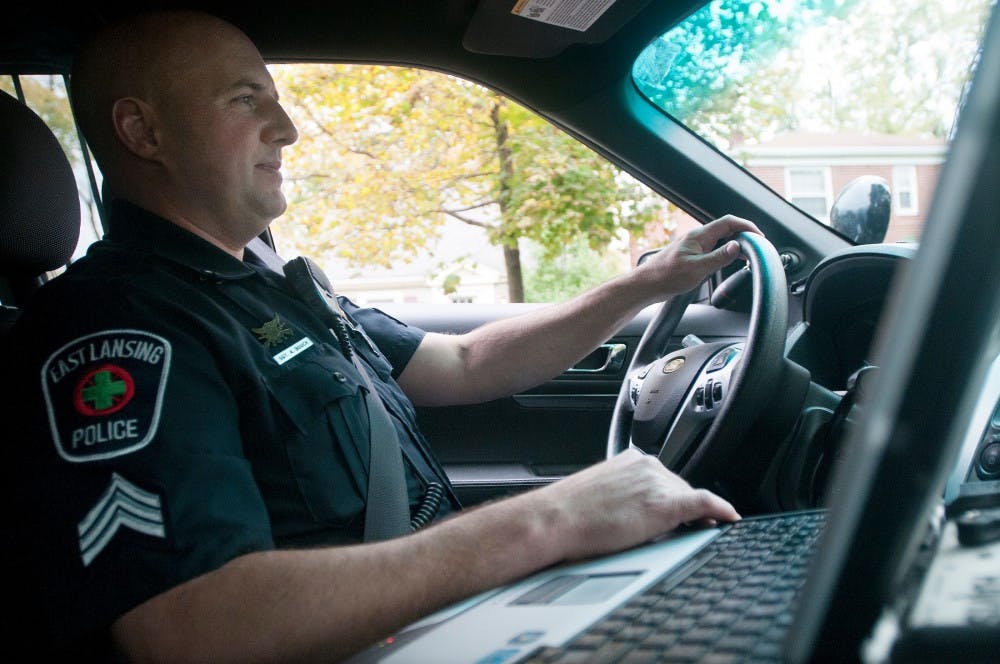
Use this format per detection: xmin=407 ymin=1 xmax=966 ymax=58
xmin=379 ymin=302 xmax=750 ymax=505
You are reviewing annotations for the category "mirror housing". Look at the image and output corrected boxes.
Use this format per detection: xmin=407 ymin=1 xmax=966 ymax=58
xmin=829 ymin=175 xmax=892 ymax=244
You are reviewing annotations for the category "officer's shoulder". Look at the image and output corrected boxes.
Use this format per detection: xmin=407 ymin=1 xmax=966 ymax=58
xmin=16 ymin=247 xmax=169 ymax=334
xmin=30 ymin=262 xmax=123 ymax=308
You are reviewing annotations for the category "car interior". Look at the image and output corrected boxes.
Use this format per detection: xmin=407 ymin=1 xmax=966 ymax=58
xmin=2 ymin=1 xmax=998 ymax=660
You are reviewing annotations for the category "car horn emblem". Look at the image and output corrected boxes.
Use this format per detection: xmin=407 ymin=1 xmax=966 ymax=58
xmin=662 ymin=357 xmax=685 ymax=374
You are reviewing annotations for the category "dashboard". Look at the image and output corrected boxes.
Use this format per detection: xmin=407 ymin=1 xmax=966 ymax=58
xmin=786 ymin=243 xmax=918 ymax=391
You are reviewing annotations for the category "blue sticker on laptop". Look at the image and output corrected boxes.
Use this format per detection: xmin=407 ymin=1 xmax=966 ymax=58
xmin=42 ymin=329 xmax=172 ymax=463
xmin=475 ymin=649 xmax=521 ymax=664
xmin=508 ymin=631 xmax=545 ymax=645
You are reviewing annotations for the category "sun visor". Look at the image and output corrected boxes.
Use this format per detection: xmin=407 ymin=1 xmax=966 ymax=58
xmin=463 ymin=0 xmax=652 ymax=57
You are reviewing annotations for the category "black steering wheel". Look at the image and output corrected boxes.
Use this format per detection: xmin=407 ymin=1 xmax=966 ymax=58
xmin=607 ymin=232 xmax=788 ymax=489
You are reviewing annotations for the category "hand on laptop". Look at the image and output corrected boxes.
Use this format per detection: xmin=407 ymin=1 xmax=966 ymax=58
xmin=523 ymin=448 xmax=741 ymax=562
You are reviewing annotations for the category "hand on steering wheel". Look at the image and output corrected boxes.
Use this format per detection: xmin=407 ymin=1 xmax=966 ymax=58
xmin=607 ymin=231 xmax=788 ymax=490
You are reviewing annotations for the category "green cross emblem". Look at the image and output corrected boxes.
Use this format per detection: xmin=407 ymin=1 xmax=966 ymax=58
xmin=81 ymin=369 xmax=129 ymax=411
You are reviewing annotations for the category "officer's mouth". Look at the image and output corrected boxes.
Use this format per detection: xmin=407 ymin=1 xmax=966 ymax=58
xmin=257 ymin=161 xmax=283 ymax=181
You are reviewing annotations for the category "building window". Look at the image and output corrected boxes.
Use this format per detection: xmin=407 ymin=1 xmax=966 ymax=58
xmin=785 ymin=167 xmax=832 ymax=221
xmin=893 ymin=165 xmax=919 ymax=216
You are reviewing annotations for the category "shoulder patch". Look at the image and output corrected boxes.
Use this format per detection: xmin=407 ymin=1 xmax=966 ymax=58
xmin=41 ymin=329 xmax=172 ymax=463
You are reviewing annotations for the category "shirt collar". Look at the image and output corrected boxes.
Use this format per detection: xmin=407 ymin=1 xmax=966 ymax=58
xmin=103 ymin=199 xmax=257 ymax=280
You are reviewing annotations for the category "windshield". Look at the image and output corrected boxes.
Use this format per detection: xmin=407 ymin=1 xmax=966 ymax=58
xmin=633 ymin=0 xmax=992 ymax=244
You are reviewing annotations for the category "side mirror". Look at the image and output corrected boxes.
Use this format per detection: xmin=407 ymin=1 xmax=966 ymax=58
xmin=829 ymin=175 xmax=892 ymax=244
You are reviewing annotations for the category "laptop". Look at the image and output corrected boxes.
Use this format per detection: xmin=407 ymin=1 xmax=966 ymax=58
xmin=354 ymin=6 xmax=1000 ymax=662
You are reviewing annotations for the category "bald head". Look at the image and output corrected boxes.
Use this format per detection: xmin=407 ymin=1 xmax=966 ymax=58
xmin=70 ymin=11 xmax=257 ymax=177
xmin=68 ymin=10 xmax=298 ymax=255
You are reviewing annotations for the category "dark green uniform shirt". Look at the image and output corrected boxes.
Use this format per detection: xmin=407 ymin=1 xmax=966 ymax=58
xmin=4 ymin=199 xmax=457 ymax=648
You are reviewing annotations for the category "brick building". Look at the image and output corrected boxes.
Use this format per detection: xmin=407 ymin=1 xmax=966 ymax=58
xmin=734 ymin=132 xmax=947 ymax=243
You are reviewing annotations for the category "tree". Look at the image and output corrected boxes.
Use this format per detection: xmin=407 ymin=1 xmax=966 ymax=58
xmin=524 ymin=236 xmax=624 ymax=303
xmin=271 ymin=64 xmax=663 ymax=302
xmin=796 ymin=0 xmax=993 ymax=137
xmin=633 ymin=0 xmax=850 ymax=149
xmin=632 ymin=0 xmax=991 ymax=147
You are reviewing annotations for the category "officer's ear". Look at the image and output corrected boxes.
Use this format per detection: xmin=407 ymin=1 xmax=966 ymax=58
xmin=112 ymin=97 xmax=161 ymax=160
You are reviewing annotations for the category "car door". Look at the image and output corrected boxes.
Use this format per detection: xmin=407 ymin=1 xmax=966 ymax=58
xmin=381 ymin=294 xmax=752 ymax=506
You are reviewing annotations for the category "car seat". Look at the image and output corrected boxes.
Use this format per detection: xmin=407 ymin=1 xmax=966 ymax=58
xmin=0 ymin=89 xmax=81 ymax=334
xmin=1 ymin=90 xmax=121 ymax=657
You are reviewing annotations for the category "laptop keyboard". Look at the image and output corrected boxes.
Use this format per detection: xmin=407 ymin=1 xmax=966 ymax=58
xmin=519 ymin=511 xmax=827 ymax=663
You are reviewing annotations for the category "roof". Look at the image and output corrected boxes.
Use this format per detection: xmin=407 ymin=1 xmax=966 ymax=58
xmin=745 ymin=131 xmax=946 ymax=149
xmin=1 ymin=2 xmax=702 ymax=114
xmin=735 ymin=131 xmax=949 ymax=166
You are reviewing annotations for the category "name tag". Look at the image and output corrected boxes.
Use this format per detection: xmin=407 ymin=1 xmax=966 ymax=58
xmin=273 ymin=337 xmax=314 ymax=365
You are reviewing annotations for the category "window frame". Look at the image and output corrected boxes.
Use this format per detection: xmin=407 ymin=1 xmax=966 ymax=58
xmin=784 ymin=166 xmax=833 ymax=223
xmin=892 ymin=164 xmax=919 ymax=217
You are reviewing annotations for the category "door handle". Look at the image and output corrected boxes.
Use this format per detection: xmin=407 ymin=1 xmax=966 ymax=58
xmin=567 ymin=343 xmax=627 ymax=374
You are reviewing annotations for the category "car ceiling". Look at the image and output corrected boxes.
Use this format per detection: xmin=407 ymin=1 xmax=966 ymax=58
xmin=2 ymin=1 xmax=703 ymax=113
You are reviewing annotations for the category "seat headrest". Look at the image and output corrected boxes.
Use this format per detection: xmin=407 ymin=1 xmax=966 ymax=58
xmin=0 ymin=90 xmax=81 ymax=278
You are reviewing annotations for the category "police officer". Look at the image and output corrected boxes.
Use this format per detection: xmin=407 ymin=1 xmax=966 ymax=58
xmin=6 ymin=10 xmax=755 ymax=661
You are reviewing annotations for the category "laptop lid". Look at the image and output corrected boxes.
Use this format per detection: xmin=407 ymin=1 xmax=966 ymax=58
xmin=785 ymin=3 xmax=1000 ymax=661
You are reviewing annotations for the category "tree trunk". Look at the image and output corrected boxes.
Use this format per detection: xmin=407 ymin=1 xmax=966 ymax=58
xmin=491 ymin=98 xmax=525 ymax=302
xmin=503 ymin=244 xmax=524 ymax=303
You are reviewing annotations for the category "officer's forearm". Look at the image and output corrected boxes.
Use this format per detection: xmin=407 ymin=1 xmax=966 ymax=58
xmin=110 ymin=449 xmax=737 ymax=661
xmin=109 ymin=492 xmax=569 ymax=662
xmin=400 ymin=272 xmax=650 ymax=406
xmin=398 ymin=216 xmax=757 ymax=407
xmin=463 ymin=275 xmax=649 ymax=397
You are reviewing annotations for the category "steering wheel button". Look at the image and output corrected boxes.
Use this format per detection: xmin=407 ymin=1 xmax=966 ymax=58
xmin=704 ymin=380 xmax=714 ymax=409
xmin=713 ymin=382 xmax=723 ymax=402
xmin=709 ymin=347 xmax=741 ymax=373
xmin=695 ymin=387 xmax=705 ymax=406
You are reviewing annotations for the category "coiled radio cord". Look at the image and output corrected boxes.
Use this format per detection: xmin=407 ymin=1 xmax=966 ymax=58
xmin=410 ymin=481 xmax=445 ymax=531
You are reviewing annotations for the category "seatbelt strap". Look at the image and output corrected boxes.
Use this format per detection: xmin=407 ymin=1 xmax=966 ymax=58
xmin=282 ymin=256 xmax=411 ymax=541
xmin=353 ymin=351 xmax=413 ymax=541
xmin=246 ymin=236 xmax=288 ymax=273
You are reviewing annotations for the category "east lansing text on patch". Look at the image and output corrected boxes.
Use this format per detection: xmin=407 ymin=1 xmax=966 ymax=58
xmin=42 ymin=329 xmax=172 ymax=463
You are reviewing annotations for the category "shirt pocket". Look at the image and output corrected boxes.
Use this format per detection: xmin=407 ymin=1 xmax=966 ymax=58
xmin=260 ymin=345 xmax=371 ymax=527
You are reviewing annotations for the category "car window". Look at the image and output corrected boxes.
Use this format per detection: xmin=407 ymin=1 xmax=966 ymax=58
xmin=632 ymin=0 xmax=992 ymax=245
xmin=7 ymin=68 xmax=696 ymax=306
xmin=268 ymin=63 xmax=698 ymax=305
